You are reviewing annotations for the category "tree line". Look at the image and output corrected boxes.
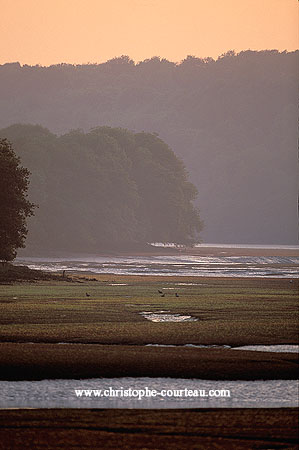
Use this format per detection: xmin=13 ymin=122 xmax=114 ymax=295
xmin=0 ymin=50 xmax=297 ymax=244
xmin=0 ymin=125 xmax=202 ymax=256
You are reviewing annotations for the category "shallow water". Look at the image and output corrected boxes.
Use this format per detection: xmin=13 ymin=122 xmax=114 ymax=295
xmin=145 ymin=344 xmax=231 ymax=349
xmin=233 ymin=345 xmax=299 ymax=353
xmin=145 ymin=344 xmax=299 ymax=353
xmin=140 ymin=312 xmax=198 ymax=322
xmin=155 ymin=243 xmax=299 ymax=250
xmin=16 ymin=253 xmax=299 ymax=278
xmin=0 ymin=378 xmax=297 ymax=409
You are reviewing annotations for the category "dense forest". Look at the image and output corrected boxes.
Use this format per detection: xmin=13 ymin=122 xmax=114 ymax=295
xmin=0 ymin=125 xmax=202 ymax=254
xmin=0 ymin=50 xmax=297 ymax=244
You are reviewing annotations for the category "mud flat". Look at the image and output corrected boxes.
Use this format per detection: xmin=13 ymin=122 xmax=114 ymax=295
xmin=0 ymin=275 xmax=298 ymax=380
xmin=0 ymin=342 xmax=298 ymax=381
xmin=0 ymin=408 xmax=298 ymax=450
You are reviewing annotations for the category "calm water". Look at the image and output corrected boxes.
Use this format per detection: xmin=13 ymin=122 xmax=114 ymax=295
xmin=144 ymin=344 xmax=299 ymax=353
xmin=233 ymin=345 xmax=299 ymax=353
xmin=140 ymin=312 xmax=199 ymax=322
xmin=16 ymin=253 xmax=299 ymax=278
xmin=0 ymin=378 xmax=298 ymax=409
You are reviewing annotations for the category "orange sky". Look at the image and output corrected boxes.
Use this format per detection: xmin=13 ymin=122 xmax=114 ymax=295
xmin=1 ymin=0 xmax=298 ymax=66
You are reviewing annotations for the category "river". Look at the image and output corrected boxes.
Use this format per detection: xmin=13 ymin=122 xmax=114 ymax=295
xmin=0 ymin=378 xmax=298 ymax=409
xmin=16 ymin=253 xmax=299 ymax=278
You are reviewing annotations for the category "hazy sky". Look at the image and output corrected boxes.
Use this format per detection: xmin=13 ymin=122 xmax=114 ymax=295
xmin=1 ymin=0 xmax=298 ymax=66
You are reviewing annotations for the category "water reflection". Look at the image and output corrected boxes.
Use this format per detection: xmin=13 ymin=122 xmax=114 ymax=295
xmin=145 ymin=344 xmax=298 ymax=352
xmin=16 ymin=254 xmax=299 ymax=278
xmin=140 ymin=312 xmax=198 ymax=322
xmin=233 ymin=345 xmax=299 ymax=353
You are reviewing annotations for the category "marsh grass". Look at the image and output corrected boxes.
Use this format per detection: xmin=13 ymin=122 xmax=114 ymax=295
xmin=0 ymin=275 xmax=298 ymax=379
xmin=0 ymin=276 xmax=297 ymax=345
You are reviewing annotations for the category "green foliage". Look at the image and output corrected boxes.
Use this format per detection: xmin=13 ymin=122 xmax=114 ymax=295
xmin=0 ymin=139 xmax=35 ymax=261
xmin=0 ymin=126 xmax=202 ymax=254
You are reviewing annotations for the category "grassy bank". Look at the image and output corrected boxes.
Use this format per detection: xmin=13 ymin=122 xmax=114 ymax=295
xmin=0 ymin=275 xmax=298 ymax=380
xmin=0 ymin=263 xmax=70 ymax=283
xmin=0 ymin=275 xmax=297 ymax=345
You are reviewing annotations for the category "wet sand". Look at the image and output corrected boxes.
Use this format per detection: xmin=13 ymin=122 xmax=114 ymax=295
xmin=0 ymin=408 xmax=298 ymax=449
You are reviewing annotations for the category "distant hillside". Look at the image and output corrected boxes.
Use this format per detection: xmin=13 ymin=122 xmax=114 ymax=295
xmin=0 ymin=125 xmax=202 ymax=254
xmin=0 ymin=50 xmax=297 ymax=244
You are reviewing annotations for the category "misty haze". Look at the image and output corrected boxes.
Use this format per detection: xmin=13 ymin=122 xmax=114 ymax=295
xmin=0 ymin=50 xmax=298 ymax=247
xmin=1 ymin=0 xmax=299 ymax=445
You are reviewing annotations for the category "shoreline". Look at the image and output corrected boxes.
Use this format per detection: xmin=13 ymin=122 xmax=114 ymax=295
xmin=12 ymin=246 xmax=299 ymax=281
xmin=18 ymin=244 xmax=299 ymax=259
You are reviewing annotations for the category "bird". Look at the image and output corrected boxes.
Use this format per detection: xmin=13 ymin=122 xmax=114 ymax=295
xmin=175 ymin=293 xmax=179 ymax=297
xmin=161 ymin=293 xmax=165 ymax=297
xmin=158 ymin=290 xmax=163 ymax=294
xmin=86 ymin=292 xmax=91 ymax=297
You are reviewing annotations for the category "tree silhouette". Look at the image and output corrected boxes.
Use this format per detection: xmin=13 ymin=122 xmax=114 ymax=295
xmin=0 ymin=139 xmax=36 ymax=261
xmin=0 ymin=126 xmax=202 ymax=254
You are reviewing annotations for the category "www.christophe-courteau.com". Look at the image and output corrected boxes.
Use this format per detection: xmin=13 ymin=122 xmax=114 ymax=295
xmin=75 ymin=387 xmax=231 ymax=400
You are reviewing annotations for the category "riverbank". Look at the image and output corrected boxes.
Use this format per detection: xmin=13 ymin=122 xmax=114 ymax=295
xmin=0 ymin=408 xmax=298 ymax=449
xmin=0 ymin=262 xmax=71 ymax=283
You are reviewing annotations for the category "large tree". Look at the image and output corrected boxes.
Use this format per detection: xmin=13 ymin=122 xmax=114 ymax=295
xmin=0 ymin=139 xmax=35 ymax=261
